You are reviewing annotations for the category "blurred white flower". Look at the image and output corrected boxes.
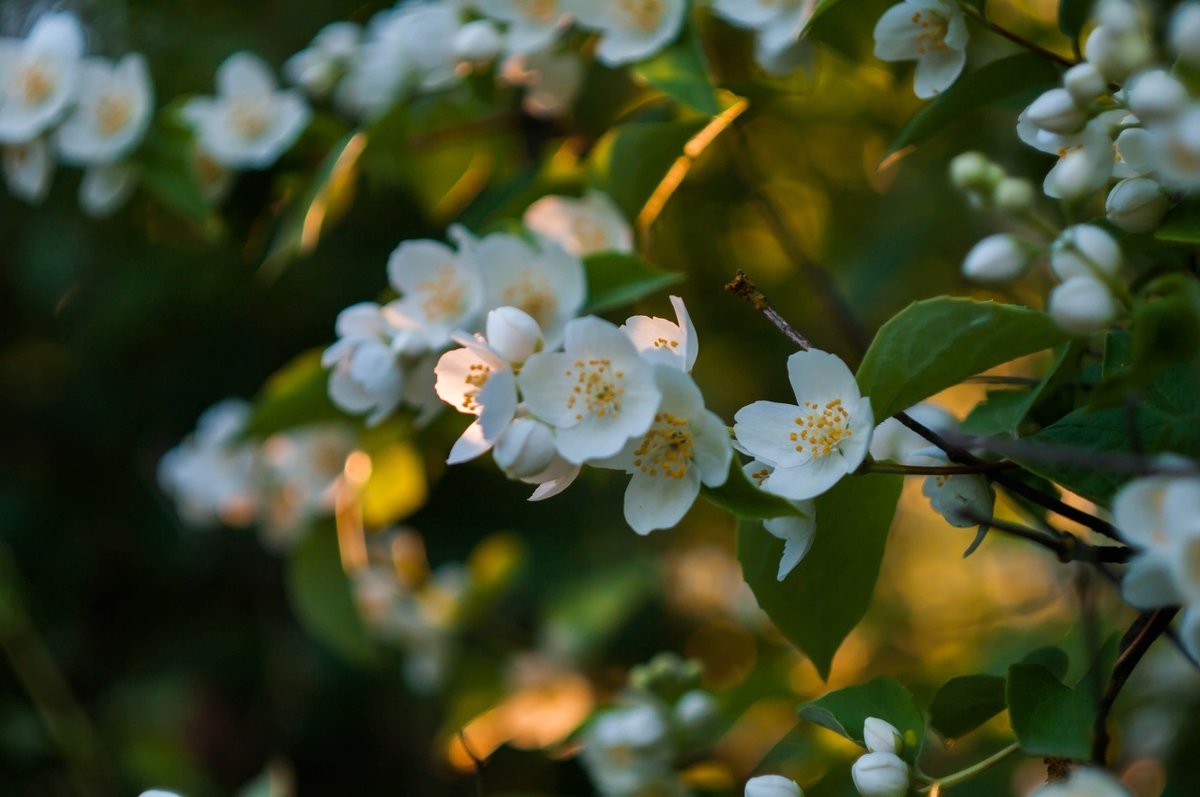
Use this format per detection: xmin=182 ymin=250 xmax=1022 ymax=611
xmin=1048 ymin=275 xmax=1119 ymax=335
xmin=392 ymin=1 xmax=470 ymax=92
xmin=712 ymin=0 xmax=817 ymax=76
xmin=1050 ymin=224 xmax=1122 ymax=282
xmin=580 ymin=701 xmax=680 ymax=797
xmin=57 ymin=53 xmax=153 ymax=165
xmin=598 ymin=366 xmax=731 ymax=535
xmin=259 ymin=425 xmax=354 ymax=549
xmin=78 ymin=162 xmax=137 ymax=218
xmin=453 ymin=19 xmax=505 ymax=65
xmin=1171 ymin=2 xmax=1200 ymax=66
xmin=284 ymin=21 xmax=361 ymax=99
xmin=1106 ymin=177 xmax=1168 ymax=233
xmin=524 ymin=190 xmax=632 ymax=257
xmin=0 ymin=12 xmax=84 ymax=143
xmin=1063 ymin=62 xmax=1107 ymax=106
xmin=3 ymin=137 xmax=54 ymax=203
xmin=520 ymin=316 xmax=663 ymax=463
xmin=570 ymin=0 xmax=687 ymax=66
xmin=322 ymin=302 xmax=409 ymax=426
xmin=499 ymin=47 xmax=583 ymax=118
xmin=745 ymin=774 xmax=803 ymax=797
xmin=735 ymin=349 xmax=873 ymax=501
xmin=908 ymin=447 xmax=995 ymax=528
xmin=961 ymin=234 xmax=1032 ymax=284
xmin=158 ymin=399 xmax=260 ymax=527
xmin=873 ymin=0 xmax=968 ymax=98
xmin=1127 ymin=69 xmax=1188 ymax=123
xmin=493 ymin=415 xmax=558 ymax=478
xmin=622 ymin=295 xmax=698 ymax=372
xmin=869 ymin=402 xmax=955 ymax=464
xmin=1025 ymin=88 xmax=1087 ymax=135
xmin=476 ymin=0 xmax=570 ymax=55
xmin=1030 ymin=767 xmax=1132 ymax=797
xmin=386 ymin=237 xmax=486 ymax=349
xmin=182 ymin=52 xmax=310 ymax=169
xmin=1018 ymin=109 xmax=1124 ymax=200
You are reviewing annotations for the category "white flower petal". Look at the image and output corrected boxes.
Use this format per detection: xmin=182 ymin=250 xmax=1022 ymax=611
xmin=624 ymin=468 xmax=701 ymax=534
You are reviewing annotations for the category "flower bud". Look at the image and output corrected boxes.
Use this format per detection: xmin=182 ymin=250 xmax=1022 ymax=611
xmin=923 ymin=473 xmax=996 ymax=528
xmin=1097 ymin=0 xmax=1141 ymax=34
xmin=949 ymin=152 xmax=998 ymax=192
xmin=851 ymin=752 xmax=909 ymax=797
xmin=493 ymin=417 xmax=556 ymax=478
xmin=674 ymin=689 xmax=719 ymax=734
xmin=1051 ymin=224 xmax=1123 ymax=280
xmin=1045 ymin=147 xmax=1104 ymax=201
xmin=1106 ymin=177 xmax=1168 ymax=233
xmin=962 ymin=234 xmax=1032 ymax=284
xmin=1171 ymin=3 xmax=1200 ymax=65
xmin=486 ymin=306 xmax=543 ymax=364
xmin=453 ymin=20 xmax=503 ymax=65
xmin=1063 ymin=62 xmax=1108 ymax=105
xmin=1128 ymin=70 xmax=1188 ymax=121
xmin=863 ymin=718 xmax=903 ymax=755
xmin=1085 ymin=26 xmax=1150 ymax=81
xmin=1049 ymin=275 xmax=1120 ymax=335
xmin=993 ymin=177 xmax=1035 ymax=212
xmin=1026 ymin=88 xmax=1086 ymax=134
xmin=746 ymin=775 xmax=803 ymax=797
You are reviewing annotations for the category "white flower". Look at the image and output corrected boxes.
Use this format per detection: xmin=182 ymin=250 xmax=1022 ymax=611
xmin=182 ymin=52 xmax=311 ymax=169
xmin=0 ymin=13 xmax=84 ymax=144
xmin=499 ymin=47 xmax=583 ymax=118
xmin=453 ymin=20 xmax=505 ymax=65
xmin=1050 ymin=224 xmax=1122 ymax=281
xmin=1106 ymin=177 xmax=1168 ymax=233
xmin=1030 ymin=767 xmax=1132 ymax=797
xmin=322 ymin=302 xmax=408 ymax=426
xmin=993 ymin=177 xmax=1034 ymax=212
xmin=673 ymin=689 xmax=718 ymax=733
xmin=1149 ymin=106 xmax=1200 ymax=191
xmin=919 ymin=465 xmax=995 ymax=528
xmin=1025 ymin=88 xmax=1087 ymax=135
xmin=948 ymin=151 xmax=999 ymax=193
xmin=390 ymin=1 xmax=469 ymax=92
xmin=580 ymin=702 xmax=677 ymax=797
xmin=599 ymin=366 xmax=731 ymax=534
xmin=1048 ymin=276 xmax=1119 ymax=335
xmin=712 ymin=0 xmax=818 ymax=76
xmin=622 ymin=294 xmax=698 ymax=372
xmin=1085 ymin=22 xmax=1151 ymax=82
xmin=850 ymin=752 xmax=909 ymax=797
xmin=56 ymin=54 xmax=153 ymax=165
xmin=734 ymin=349 xmax=873 ymax=501
xmin=284 ymin=22 xmax=361 ymax=99
xmin=79 ymin=162 xmax=137 ymax=218
xmin=745 ymin=459 xmax=818 ymax=579
xmin=193 ymin=146 xmax=234 ymax=204
xmin=1115 ymin=475 xmax=1200 ymax=618
xmin=1018 ymin=110 xmax=1123 ymax=200
xmin=520 ymin=451 xmax=582 ymax=500
xmin=336 ymin=9 xmax=414 ymax=119
xmin=386 ymin=237 xmax=485 ymax=349
xmin=476 ymin=0 xmax=570 ymax=55
xmin=745 ymin=774 xmax=803 ymax=797
xmin=863 ymin=717 xmax=903 ymax=755
xmin=961 ymin=234 xmax=1032 ymax=283
xmin=259 ymin=424 xmax=354 ymax=549
xmin=1171 ymin=2 xmax=1200 ymax=66
xmin=570 ymin=0 xmax=687 ymax=66
xmin=493 ymin=416 xmax=557 ymax=478
xmin=869 ymin=402 xmax=955 ymax=464
xmin=158 ymin=399 xmax=260 ymax=527
xmin=434 ymin=333 xmax=519 ymax=465
xmin=455 ymin=228 xmax=584 ymax=348
xmin=486 ymin=305 xmax=544 ymax=363
xmin=1063 ymin=62 xmax=1107 ymax=106
xmin=519 ymin=316 xmax=662 ymax=463
xmin=523 ymin=190 xmax=633 ymax=257
xmin=1127 ymin=70 xmax=1188 ymax=122
xmin=3 ymin=138 xmax=54 ymax=203
xmin=873 ymin=0 xmax=968 ymax=99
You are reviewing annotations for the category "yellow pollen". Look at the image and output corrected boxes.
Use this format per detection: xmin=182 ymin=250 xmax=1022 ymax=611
xmin=617 ymin=0 xmax=665 ymax=32
xmin=18 ymin=61 xmax=54 ymax=105
xmin=229 ymin=100 xmax=271 ymax=139
xmin=750 ymin=468 xmax=771 ymax=485
xmin=563 ymin=357 xmax=625 ymax=419
xmin=912 ymin=11 xmax=950 ymax=55
xmin=632 ymin=412 xmax=694 ymax=480
xmin=502 ymin=271 xmax=557 ymax=329
xmin=571 ymin=216 xmax=608 ymax=252
xmin=460 ymin=362 xmax=491 ymax=412
xmin=792 ymin=399 xmax=852 ymax=459
xmin=418 ymin=265 xmax=467 ymax=321
xmin=94 ymin=93 xmax=133 ymax=136
xmin=515 ymin=0 xmax=559 ymax=23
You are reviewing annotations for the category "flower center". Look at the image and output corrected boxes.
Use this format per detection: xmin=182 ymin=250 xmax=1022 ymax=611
xmin=1168 ymin=135 xmax=1200 ymax=174
xmin=617 ymin=0 xmax=665 ymax=32
xmin=633 ymin=412 xmax=694 ymax=479
xmin=418 ymin=266 xmax=468 ymax=321
xmin=911 ymin=11 xmax=950 ymax=55
xmin=502 ymin=272 xmax=557 ymax=330
xmin=95 ymin=93 xmax=133 ymax=137
xmin=461 ymin=362 xmax=491 ymax=412
xmin=230 ymin=100 xmax=272 ymax=140
xmin=651 ymin=336 xmax=680 ymax=351
xmin=790 ymin=399 xmax=852 ymax=459
xmin=571 ymin=216 xmax=608 ymax=253
xmin=17 ymin=60 xmax=55 ymax=105
xmin=516 ymin=0 xmax=559 ymax=23
xmin=565 ymin=358 xmax=625 ymax=421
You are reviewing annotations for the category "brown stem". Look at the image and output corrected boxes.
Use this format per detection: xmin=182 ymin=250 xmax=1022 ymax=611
xmin=725 ymin=270 xmax=810 ymax=351
xmin=862 ymin=460 xmax=1017 ymax=475
xmin=958 ymin=509 xmax=1132 ymax=564
xmin=962 ymin=4 xmax=1077 ymax=68
xmin=1091 ymin=607 xmax=1180 ymax=765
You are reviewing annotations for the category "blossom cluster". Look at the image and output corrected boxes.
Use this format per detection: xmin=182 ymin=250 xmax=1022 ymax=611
xmin=0 ymin=12 xmax=152 ymax=215
xmin=157 ymin=399 xmax=354 ymax=550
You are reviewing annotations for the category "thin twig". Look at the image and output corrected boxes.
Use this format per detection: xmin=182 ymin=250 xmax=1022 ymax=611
xmin=1091 ymin=607 xmax=1180 ymax=765
xmin=958 ymin=509 xmax=1132 ymax=563
xmin=940 ymin=430 xmax=1200 ymax=479
xmin=861 ymin=460 xmax=1017 ymax=475
xmin=725 ymin=270 xmax=810 ymax=351
xmin=962 ymin=4 xmax=1077 ymax=68
xmin=458 ymin=729 xmax=486 ymax=797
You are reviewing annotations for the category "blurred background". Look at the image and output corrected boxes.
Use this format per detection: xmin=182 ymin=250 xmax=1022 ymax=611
xmin=2 ymin=0 xmax=1199 ymax=795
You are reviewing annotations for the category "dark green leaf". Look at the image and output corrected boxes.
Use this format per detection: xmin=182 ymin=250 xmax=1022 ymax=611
xmin=1155 ymin=199 xmax=1200 ymax=243
xmin=1022 ymin=646 xmax=1070 ymax=680
xmin=285 ymin=521 xmax=375 ymax=665
xmin=928 ymin=674 xmax=1007 ymax=740
xmin=702 ymin=458 xmax=805 ymax=520
xmin=1059 ymin=0 xmax=1095 ymax=39
xmin=798 ymin=677 xmax=924 ymax=761
xmin=856 ymin=298 xmax=1070 ymax=422
xmin=890 ymin=55 xmax=1060 ymax=153
xmin=737 ymin=474 xmax=902 ymax=680
xmin=960 ymin=343 xmax=1077 ymax=435
xmin=244 ymin=349 xmax=345 ymax=439
xmin=1007 ymin=640 xmax=1116 ymax=759
xmin=632 ymin=21 xmax=720 ymax=115
xmin=588 ymin=120 xmax=706 ymax=219
xmin=583 ymin=251 xmax=684 ymax=313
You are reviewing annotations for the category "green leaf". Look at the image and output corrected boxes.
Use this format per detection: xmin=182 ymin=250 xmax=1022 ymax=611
xmin=1023 ymin=646 xmax=1070 ymax=680
xmin=588 ymin=120 xmax=706 ymax=219
xmin=132 ymin=113 xmax=220 ymax=233
xmin=798 ymin=677 xmax=924 ymax=761
xmin=890 ymin=55 xmax=1060 ymax=153
xmin=244 ymin=349 xmax=345 ymax=439
xmin=737 ymin=473 xmax=903 ymax=680
xmin=928 ymin=674 xmax=1007 ymax=740
xmin=1007 ymin=640 xmax=1116 ymax=759
xmin=1059 ymin=0 xmax=1095 ymax=39
xmin=702 ymin=458 xmax=805 ymax=520
xmin=632 ymin=20 xmax=720 ymax=115
xmin=583 ymin=251 xmax=684 ymax=313
xmin=960 ymin=343 xmax=1078 ymax=435
xmin=285 ymin=522 xmax=375 ymax=665
xmin=1155 ymin=200 xmax=1200 ymax=243
xmin=261 ymin=130 xmax=365 ymax=279
xmin=856 ymin=298 xmax=1070 ymax=422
